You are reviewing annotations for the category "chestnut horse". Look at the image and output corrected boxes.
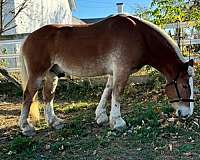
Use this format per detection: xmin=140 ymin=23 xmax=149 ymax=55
xmin=20 ymin=14 xmax=195 ymax=136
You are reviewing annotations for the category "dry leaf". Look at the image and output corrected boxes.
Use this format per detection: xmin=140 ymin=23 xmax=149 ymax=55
xmin=45 ymin=144 xmax=51 ymax=150
xmin=183 ymin=152 xmax=193 ymax=157
xmin=169 ymin=144 xmax=173 ymax=151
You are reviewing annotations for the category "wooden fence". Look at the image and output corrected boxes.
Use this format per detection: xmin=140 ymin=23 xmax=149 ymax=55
xmin=0 ymin=34 xmax=27 ymax=72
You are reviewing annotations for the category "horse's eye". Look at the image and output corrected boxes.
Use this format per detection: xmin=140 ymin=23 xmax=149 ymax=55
xmin=183 ymin=85 xmax=188 ymax=89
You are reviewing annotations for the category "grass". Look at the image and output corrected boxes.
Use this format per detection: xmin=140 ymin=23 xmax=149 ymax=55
xmin=0 ymin=72 xmax=200 ymax=160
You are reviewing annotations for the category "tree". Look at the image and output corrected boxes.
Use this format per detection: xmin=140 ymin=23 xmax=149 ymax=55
xmin=0 ymin=0 xmax=30 ymax=35
xmin=133 ymin=5 xmax=152 ymax=20
xmin=134 ymin=0 xmax=200 ymax=49
xmin=135 ymin=0 xmax=200 ymax=29
xmin=187 ymin=0 xmax=200 ymax=30
xmin=0 ymin=0 xmax=30 ymax=90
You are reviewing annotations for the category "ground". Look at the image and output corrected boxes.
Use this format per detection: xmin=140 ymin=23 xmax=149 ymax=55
xmin=0 ymin=73 xmax=200 ymax=160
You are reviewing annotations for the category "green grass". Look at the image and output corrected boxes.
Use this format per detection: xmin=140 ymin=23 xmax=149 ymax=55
xmin=0 ymin=75 xmax=200 ymax=160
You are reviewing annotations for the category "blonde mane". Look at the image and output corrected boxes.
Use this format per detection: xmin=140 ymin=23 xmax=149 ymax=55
xmin=128 ymin=15 xmax=186 ymax=63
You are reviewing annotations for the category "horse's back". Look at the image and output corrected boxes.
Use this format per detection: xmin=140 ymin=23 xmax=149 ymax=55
xmin=23 ymin=14 xmax=137 ymax=53
xmin=22 ymin=14 xmax=144 ymax=77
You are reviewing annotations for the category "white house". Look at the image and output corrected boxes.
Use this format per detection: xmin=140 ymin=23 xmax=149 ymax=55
xmin=3 ymin=0 xmax=76 ymax=35
xmin=0 ymin=0 xmax=76 ymax=71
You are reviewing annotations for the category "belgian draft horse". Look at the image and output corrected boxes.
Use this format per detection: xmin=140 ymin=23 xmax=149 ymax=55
xmin=19 ymin=14 xmax=195 ymax=136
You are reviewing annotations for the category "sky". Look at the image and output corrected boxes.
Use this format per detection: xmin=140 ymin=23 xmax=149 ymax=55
xmin=73 ymin=0 xmax=152 ymax=19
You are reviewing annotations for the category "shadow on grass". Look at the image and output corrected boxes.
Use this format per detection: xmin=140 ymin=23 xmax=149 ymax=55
xmin=0 ymin=77 xmax=200 ymax=159
xmin=0 ymin=109 xmax=20 ymax=116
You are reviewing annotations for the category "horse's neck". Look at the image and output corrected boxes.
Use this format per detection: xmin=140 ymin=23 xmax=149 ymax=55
xmin=139 ymin=18 xmax=185 ymax=82
xmin=148 ymin=50 xmax=183 ymax=82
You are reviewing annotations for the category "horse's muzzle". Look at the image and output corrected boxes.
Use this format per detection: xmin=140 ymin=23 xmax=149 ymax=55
xmin=177 ymin=110 xmax=190 ymax=119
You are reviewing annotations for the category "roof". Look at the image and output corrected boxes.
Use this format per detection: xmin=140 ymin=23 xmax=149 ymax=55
xmin=81 ymin=14 xmax=117 ymax=24
xmin=72 ymin=17 xmax=86 ymax=25
xmin=81 ymin=18 xmax=105 ymax=24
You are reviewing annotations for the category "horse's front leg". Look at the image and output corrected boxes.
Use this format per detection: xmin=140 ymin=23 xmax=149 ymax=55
xmin=109 ymin=71 xmax=129 ymax=130
xmin=43 ymin=72 xmax=64 ymax=129
xmin=95 ymin=75 xmax=113 ymax=125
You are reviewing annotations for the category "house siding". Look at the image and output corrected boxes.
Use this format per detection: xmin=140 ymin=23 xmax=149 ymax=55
xmin=1 ymin=0 xmax=75 ymax=71
xmin=3 ymin=0 xmax=73 ymax=35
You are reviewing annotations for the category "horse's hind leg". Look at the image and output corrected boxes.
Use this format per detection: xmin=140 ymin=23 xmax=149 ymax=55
xmin=19 ymin=76 xmax=43 ymax=136
xmin=43 ymin=72 xmax=64 ymax=129
xmin=95 ymin=75 xmax=113 ymax=125
xmin=109 ymin=70 xmax=129 ymax=130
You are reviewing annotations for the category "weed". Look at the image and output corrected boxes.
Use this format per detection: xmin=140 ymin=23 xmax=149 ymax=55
xmin=0 ymin=135 xmax=40 ymax=159
xmin=177 ymin=144 xmax=194 ymax=153
xmin=1 ymin=70 xmax=200 ymax=159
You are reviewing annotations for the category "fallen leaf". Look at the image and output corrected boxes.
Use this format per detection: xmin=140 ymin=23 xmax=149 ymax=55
xmin=93 ymin=150 xmax=97 ymax=155
xmin=136 ymin=148 xmax=142 ymax=151
xmin=59 ymin=145 xmax=64 ymax=151
xmin=45 ymin=144 xmax=51 ymax=150
xmin=167 ymin=117 xmax=176 ymax=122
xmin=183 ymin=152 xmax=193 ymax=157
xmin=169 ymin=144 xmax=173 ymax=151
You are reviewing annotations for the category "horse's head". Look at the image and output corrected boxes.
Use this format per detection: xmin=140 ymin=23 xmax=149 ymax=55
xmin=165 ymin=59 xmax=195 ymax=119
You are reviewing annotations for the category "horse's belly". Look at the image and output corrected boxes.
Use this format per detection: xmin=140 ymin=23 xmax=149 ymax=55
xmin=55 ymin=59 xmax=112 ymax=77
xmin=63 ymin=66 xmax=107 ymax=77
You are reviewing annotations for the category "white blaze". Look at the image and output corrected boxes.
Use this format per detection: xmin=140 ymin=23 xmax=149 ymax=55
xmin=174 ymin=66 xmax=195 ymax=117
xmin=189 ymin=75 xmax=194 ymax=116
xmin=188 ymin=66 xmax=194 ymax=115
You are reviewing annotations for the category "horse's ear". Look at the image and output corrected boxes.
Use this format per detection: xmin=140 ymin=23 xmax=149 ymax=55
xmin=188 ymin=59 xmax=194 ymax=67
xmin=182 ymin=59 xmax=194 ymax=71
xmin=184 ymin=59 xmax=195 ymax=77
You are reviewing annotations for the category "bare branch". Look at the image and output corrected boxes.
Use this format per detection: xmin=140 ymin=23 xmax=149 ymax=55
xmin=0 ymin=24 xmax=17 ymax=34
xmin=3 ymin=1 xmax=28 ymax=29
xmin=2 ymin=0 xmax=8 ymax=6
xmin=0 ymin=0 xmax=30 ymax=34
xmin=0 ymin=68 xmax=22 ymax=90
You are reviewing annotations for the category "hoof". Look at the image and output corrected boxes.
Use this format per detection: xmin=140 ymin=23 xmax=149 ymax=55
xmin=50 ymin=117 xmax=65 ymax=130
xmin=110 ymin=117 xmax=126 ymax=131
xmin=21 ymin=124 xmax=36 ymax=136
xmin=95 ymin=112 xmax=108 ymax=126
xmin=22 ymin=129 xmax=36 ymax=136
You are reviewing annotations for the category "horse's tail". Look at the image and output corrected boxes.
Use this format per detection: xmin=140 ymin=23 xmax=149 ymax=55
xmin=20 ymin=54 xmax=28 ymax=90
xmin=20 ymin=45 xmax=40 ymax=122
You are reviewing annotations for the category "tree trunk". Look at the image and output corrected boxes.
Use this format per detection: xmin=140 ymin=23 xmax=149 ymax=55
xmin=0 ymin=0 xmax=3 ymax=35
xmin=0 ymin=68 xmax=22 ymax=90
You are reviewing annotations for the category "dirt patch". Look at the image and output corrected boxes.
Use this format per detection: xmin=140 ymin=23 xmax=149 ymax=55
xmin=0 ymin=103 xmax=21 ymax=142
xmin=0 ymin=77 xmax=199 ymax=159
